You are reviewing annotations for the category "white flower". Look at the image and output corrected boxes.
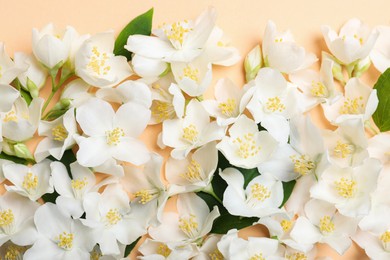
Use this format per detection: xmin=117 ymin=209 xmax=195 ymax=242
xmin=244 ymin=45 xmax=262 ymax=82
xmin=353 ymin=229 xmax=390 ymax=260
xmin=262 ymin=21 xmax=317 ymax=74
xmin=322 ymin=18 xmax=379 ymax=65
xmin=1 ymin=97 xmax=43 ymax=142
xmin=0 ymin=192 xmax=39 ymax=247
xmin=289 ymin=58 xmax=340 ymax=111
xmin=82 ymin=184 xmax=148 ymax=255
xmin=0 ymin=84 xmax=19 ymax=113
xmin=310 ymin=158 xmax=381 ymax=217
xmin=34 ymin=108 xmax=77 ymax=162
xmin=61 ymin=79 xmax=94 ymax=108
xmin=75 ymin=32 xmax=132 ymax=88
xmin=0 ymin=43 xmax=26 ymax=84
xmin=166 ymin=142 xmax=218 ymax=194
xmin=220 ymin=168 xmax=283 ymax=218
xmin=370 ymin=25 xmax=390 ymax=72
xmin=246 ymin=68 xmax=301 ymax=143
xmin=202 ymin=78 xmax=247 ymax=126
xmin=0 ymin=159 xmax=13 ymax=183
xmin=322 ymin=118 xmax=368 ymax=168
xmin=125 ymin=7 xmax=216 ymax=63
xmin=24 ymin=203 xmax=95 ymax=260
xmin=217 ymin=115 xmax=277 ymax=169
xmin=290 ymin=199 xmax=358 ymax=254
xmin=367 ymin=133 xmax=390 ymax=166
xmin=32 ymin=24 xmax=75 ymax=69
xmin=131 ymin=54 xmax=169 ymax=82
xmin=51 ymin=161 xmax=117 ymax=219
xmin=75 ymin=98 xmax=150 ymax=170
xmin=138 ymin=238 xmax=196 ymax=260
xmin=217 ymin=229 xmax=284 ymax=260
xmin=162 ymin=99 xmax=225 ymax=159
xmin=3 ymin=160 xmax=53 ymax=201
xmin=322 ymin=77 xmax=378 ymax=124
xmin=149 ymin=193 xmax=220 ymax=244
xmin=192 ymin=234 xmax=222 ymax=260
xmin=122 ymin=154 xmax=168 ymax=225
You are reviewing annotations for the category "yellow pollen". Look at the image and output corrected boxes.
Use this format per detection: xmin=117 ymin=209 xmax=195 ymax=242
xmin=182 ymin=124 xmax=198 ymax=143
xmin=286 ymin=252 xmax=308 ymax=260
xmin=71 ymin=177 xmax=88 ymax=190
xmin=311 ymin=81 xmax=328 ymax=97
xmin=179 ymin=214 xmax=198 ymax=237
xmin=339 ymin=97 xmax=364 ymax=115
xmin=250 ymin=253 xmax=265 ymax=260
xmin=218 ymin=98 xmax=237 ymax=117
xmin=151 ymin=100 xmax=173 ymax=122
xmin=0 ymin=209 xmax=14 ymax=227
xmin=164 ymin=21 xmax=191 ymax=45
xmin=181 ymin=65 xmax=200 ymax=82
xmin=265 ymin=96 xmax=285 ymax=112
xmin=233 ymin=133 xmax=261 ymax=159
xmin=217 ymin=41 xmax=224 ymax=47
xmin=106 ymin=127 xmax=125 ymax=146
xmin=22 ymin=172 xmax=38 ymax=191
xmin=3 ymin=111 xmax=18 ymax=122
xmin=250 ymin=183 xmax=271 ymax=202
xmin=209 ymin=249 xmax=224 ymax=260
xmin=335 ymin=178 xmax=356 ymax=198
xmin=87 ymin=46 xmax=111 ymax=76
xmin=333 ymin=140 xmax=354 ymax=158
xmin=134 ymin=189 xmax=154 ymax=204
xmin=274 ymin=38 xmax=283 ymax=43
xmin=56 ymin=232 xmax=74 ymax=250
xmin=105 ymin=208 xmax=121 ymax=226
xmin=290 ymin=155 xmax=315 ymax=175
xmin=52 ymin=124 xmax=68 ymax=141
xmin=4 ymin=245 xmax=25 ymax=260
xmin=380 ymin=231 xmax=390 ymax=243
xmin=281 ymin=219 xmax=293 ymax=232
xmin=353 ymin=34 xmax=364 ymax=45
xmin=180 ymin=159 xmax=202 ymax=182
xmin=319 ymin=215 xmax=335 ymax=234
xmin=157 ymin=243 xmax=171 ymax=257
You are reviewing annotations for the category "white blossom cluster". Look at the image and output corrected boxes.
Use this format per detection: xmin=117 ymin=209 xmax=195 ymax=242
xmin=0 ymin=6 xmax=389 ymax=260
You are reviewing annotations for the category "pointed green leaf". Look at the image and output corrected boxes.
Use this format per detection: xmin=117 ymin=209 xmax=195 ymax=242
xmin=373 ymin=68 xmax=390 ymax=132
xmin=211 ymin=214 xmax=259 ymax=234
xmin=20 ymin=88 xmax=32 ymax=105
xmin=280 ymin=180 xmax=296 ymax=207
xmin=0 ymin=152 xmax=29 ymax=165
xmin=124 ymin=237 xmax=141 ymax=257
xmin=114 ymin=8 xmax=154 ymax=60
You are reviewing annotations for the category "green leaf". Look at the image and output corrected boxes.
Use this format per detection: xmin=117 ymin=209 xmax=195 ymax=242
xmin=124 ymin=237 xmax=141 ymax=257
xmin=241 ymin=168 xmax=260 ymax=188
xmin=20 ymin=88 xmax=32 ymax=105
xmin=196 ymin=191 xmax=227 ymax=215
xmin=41 ymin=191 xmax=60 ymax=203
xmin=0 ymin=152 xmax=29 ymax=165
xmin=211 ymin=214 xmax=259 ymax=234
xmin=114 ymin=8 xmax=154 ymax=60
xmin=373 ymin=68 xmax=390 ymax=132
xmin=280 ymin=180 xmax=296 ymax=207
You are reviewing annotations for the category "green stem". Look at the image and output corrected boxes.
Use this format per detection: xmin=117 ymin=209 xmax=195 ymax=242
xmin=202 ymin=183 xmax=222 ymax=204
xmin=42 ymin=90 xmax=56 ymax=114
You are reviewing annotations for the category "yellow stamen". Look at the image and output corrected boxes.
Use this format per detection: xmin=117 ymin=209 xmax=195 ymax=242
xmin=250 ymin=253 xmax=265 ymax=260
xmin=179 ymin=214 xmax=198 ymax=237
xmin=339 ymin=97 xmax=364 ymax=115
xmin=353 ymin=34 xmax=364 ymax=45
xmin=164 ymin=21 xmax=191 ymax=45
xmin=22 ymin=173 xmax=38 ymax=191
xmin=157 ymin=244 xmax=171 ymax=257
xmin=56 ymin=232 xmax=74 ymax=250
xmin=311 ymin=81 xmax=328 ymax=97
xmin=181 ymin=65 xmax=200 ymax=82
xmin=290 ymin=155 xmax=315 ymax=175
xmin=87 ymin=46 xmax=111 ymax=76
xmin=209 ymin=249 xmax=224 ymax=260
xmin=250 ymin=183 xmax=271 ymax=202
xmin=134 ymin=189 xmax=155 ymax=204
xmin=105 ymin=208 xmax=121 ymax=226
xmin=3 ymin=111 xmax=18 ymax=122
xmin=286 ymin=252 xmax=308 ymax=260
xmin=0 ymin=209 xmax=14 ymax=227
xmin=106 ymin=127 xmax=125 ymax=146
xmin=4 ymin=244 xmax=25 ymax=260
xmin=218 ymin=98 xmax=237 ymax=117
xmin=151 ymin=100 xmax=174 ymax=122
xmin=233 ymin=133 xmax=261 ymax=159
xmin=333 ymin=140 xmax=354 ymax=158
xmin=182 ymin=124 xmax=198 ymax=143
xmin=274 ymin=38 xmax=283 ymax=43
xmin=319 ymin=215 xmax=335 ymax=234
xmin=52 ymin=124 xmax=68 ymax=141
xmin=265 ymin=96 xmax=285 ymax=112
xmin=180 ymin=159 xmax=202 ymax=182
xmin=281 ymin=219 xmax=293 ymax=232
xmin=334 ymin=178 xmax=356 ymax=198
xmin=71 ymin=177 xmax=88 ymax=191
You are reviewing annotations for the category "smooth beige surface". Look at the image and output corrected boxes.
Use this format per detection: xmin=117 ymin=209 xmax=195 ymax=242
xmin=1 ymin=0 xmax=388 ymax=258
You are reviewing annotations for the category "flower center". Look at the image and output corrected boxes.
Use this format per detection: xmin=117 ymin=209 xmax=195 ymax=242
xmin=151 ymin=100 xmax=174 ymax=122
xmin=265 ymin=96 xmax=285 ymax=113
xmin=106 ymin=127 xmax=125 ymax=146
xmin=333 ymin=140 xmax=354 ymax=158
xmin=88 ymin=46 xmax=111 ymax=76
xmin=22 ymin=172 xmax=38 ymax=192
xmin=181 ymin=65 xmax=200 ymax=82
xmin=380 ymin=231 xmax=390 ymax=251
xmin=250 ymin=253 xmax=265 ymax=260
xmin=0 ymin=209 xmax=14 ymax=228
xmin=134 ymin=189 xmax=159 ymax=204
xmin=290 ymin=155 xmax=315 ymax=175
xmin=182 ymin=124 xmax=198 ymax=144
xmin=71 ymin=177 xmax=88 ymax=191
xmin=164 ymin=21 xmax=192 ymax=46
xmin=249 ymin=183 xmax=271 ymax=202
xmin=218 ymin=98 xmax=237 ymax=117
xmin=52 ymin=124 xmax=68 ymax=141
xmin=105 ymin=208 xmax=122 ymax=226
xmin=3 ymin=111 xmax=18 ymax=122
xmin=311 ymin=81 xmax=328 ymax=97
xmin=286 ymin=252 xmax=308 ymax=260
xmin=334 ymin=178 xmax=356 ymax=198
xmin=157 ymin=243 xmax=172 ymax=257
xmin=319 ymin=215 xmax=335 ymax=234
xmin=209 ymin=249 xmax=224 ymax=260
xmin=179 ymin=214 xmax=199 ymax=238
xmin=180 ymin=159 xmax=203 ymax=182
xmin=56 ymin=232 xmax=74 ymax=250
xmin=281 ymin=219 xmax=293 ymax=232
xmin=233 ymin=133 xmax=261 ymax=159
xmin=339 ymin=97 xmax=364 ymax=115
xmin=4 ymin=244 xmax=25 ymax=260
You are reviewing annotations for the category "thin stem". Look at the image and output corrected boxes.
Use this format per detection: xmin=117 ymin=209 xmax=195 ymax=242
xmin=202 ymin=183 xmax=223 ymax=204
xmin=42 ymin=90 xmax=56 ymax=114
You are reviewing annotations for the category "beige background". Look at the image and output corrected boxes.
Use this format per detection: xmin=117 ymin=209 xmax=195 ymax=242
xmin=1 ymin=0 xmax=389 ymax=258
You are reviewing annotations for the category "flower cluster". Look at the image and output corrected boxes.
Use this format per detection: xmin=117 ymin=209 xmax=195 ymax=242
xmin=0 ymin=6 xmax=389 ymax=260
